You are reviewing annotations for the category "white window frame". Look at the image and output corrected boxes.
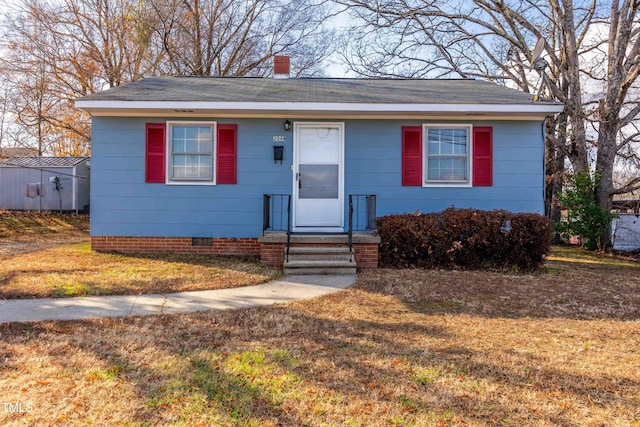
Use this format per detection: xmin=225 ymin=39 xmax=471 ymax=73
xmin=422 ymin=123 xmax=473 ymax=188
xmin=166 ymin=121 xmax=217 ymax=185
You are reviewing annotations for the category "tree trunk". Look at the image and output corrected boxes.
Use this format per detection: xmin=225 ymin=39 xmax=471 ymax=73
xmin=545 ymin=115 xmax=566 ymax=244
xmin=595 ymin=122 xmax=617 ymax=249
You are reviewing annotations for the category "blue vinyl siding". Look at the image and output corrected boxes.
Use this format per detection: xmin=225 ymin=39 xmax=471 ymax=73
xmin=91 ymin=117 xmax=544 ymax=237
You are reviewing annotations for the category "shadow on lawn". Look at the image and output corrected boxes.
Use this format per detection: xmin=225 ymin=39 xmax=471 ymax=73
xmin=107 ymin=251 xmax=269 ymax=269
xmin=354 ymin=263 xmax=640 ymax=321
xmin=6 ymin=300 xmax=638 ymax=426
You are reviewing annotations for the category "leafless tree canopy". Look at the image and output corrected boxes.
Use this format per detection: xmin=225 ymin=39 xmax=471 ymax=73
xmin=151 ymin=0 xmax=333 ymax=77
xmin=0 ymin=0 xmax=334 ymax=155
xmin=337 ymin=0 xmax=640 ymax=246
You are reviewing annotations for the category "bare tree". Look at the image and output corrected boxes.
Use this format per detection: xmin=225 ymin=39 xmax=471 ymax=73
xmin=0 ymin=0 xmax=335 ymax=155
xmin=150 ymin=0 xmax=334 ymax=77
xmin=0 ymin=0 xmax=162 ymax=154
xmin=336 ymin=0 xmax=640 ymax=247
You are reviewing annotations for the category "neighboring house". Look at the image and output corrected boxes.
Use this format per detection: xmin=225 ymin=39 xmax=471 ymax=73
xmin=0 ymin=147 xmax=39 ymax=161
xmin=75 ymin=57 xmax=562 ymax=270
xmin=0 ymin=157 xmax=90 ymax=213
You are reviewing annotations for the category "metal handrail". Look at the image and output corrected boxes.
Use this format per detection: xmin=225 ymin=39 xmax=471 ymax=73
xmin=265 ymin=193 xmax=374 ymax=264
xmin=285 ymin=196 xmax=292 ymax=262
xmin=348 ymin=195 xmax=354 ymax=262
xmin=262 ymin=194 xmax=292 ymax=262
xmin=348 ymin=194 xmax=377 ymax=232
xmin=262 ymin=194 xmax=291 ymax=234
xmin=348 ymin=194 xmax=377 ymax=263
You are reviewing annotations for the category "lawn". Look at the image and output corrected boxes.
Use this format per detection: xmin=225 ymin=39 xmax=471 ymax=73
xmin=0 ymin=211 xmax=280 ymax=298
xmin=1 ymin=247 xmax=638 ymax=426
xmin=0 ymin=210 xmax=89 ymax=239
xmin=0 ymin=210 xmax=89 ymax=257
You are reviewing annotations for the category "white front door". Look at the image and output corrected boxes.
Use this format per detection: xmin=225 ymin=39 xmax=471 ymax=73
xmin=293 ymin=122 xmax=344 ymax=231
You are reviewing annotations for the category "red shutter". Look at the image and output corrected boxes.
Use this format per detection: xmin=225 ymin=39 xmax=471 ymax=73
xmin=217 ymin=124 xmax=237 ymax=184
xmin=145 ymin=123 xmax=166 ymax=183
xmin=402 ymin=126 xmax=422 ymax=186
xmin=473 ymin=126 xmax=493 ymax=186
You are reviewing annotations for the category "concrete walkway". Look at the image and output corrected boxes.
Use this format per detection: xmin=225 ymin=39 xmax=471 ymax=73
xmin=0 ymin=275 xmax=356 ymax=323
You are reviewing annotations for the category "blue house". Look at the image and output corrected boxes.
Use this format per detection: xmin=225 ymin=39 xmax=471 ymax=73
xmin=76 ymin=59 xmax=562 ymax=271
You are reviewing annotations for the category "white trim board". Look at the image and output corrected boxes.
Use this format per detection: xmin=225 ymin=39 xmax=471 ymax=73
xmin=76 ymin=100 xmax=563 ymax=120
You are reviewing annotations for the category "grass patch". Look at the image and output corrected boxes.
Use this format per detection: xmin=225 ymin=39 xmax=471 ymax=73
xmin=0 ymin=242 xmax=280 ymax=299
xmin=0 ymin=211 xmax=279 ymax=298
xmin=0 ymin=248 xmax=638 ymax=426
xmin=0 ymin=210 xmax=89 ymax=238
xmin=548 ymin=245 xmax=640 ymax=268
xmin=0 ymin=211 xmax=90 ymax=258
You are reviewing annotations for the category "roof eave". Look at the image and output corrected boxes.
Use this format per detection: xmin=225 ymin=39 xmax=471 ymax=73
xmin=75 ymin=100 xmax=564 ymax=120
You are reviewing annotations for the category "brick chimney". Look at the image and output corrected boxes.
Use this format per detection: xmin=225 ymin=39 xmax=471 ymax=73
xmin=273 ymin=55 xmax=290 ymax=79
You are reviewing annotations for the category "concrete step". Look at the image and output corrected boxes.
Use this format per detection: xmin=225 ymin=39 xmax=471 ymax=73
xmin=283 ymin=267 xmax=357 ymax=275
xmin=283 ymin=259 xmax=357 ymax=275
xmin=285 ymin=246 xmax=353 ymax=261
xmin=287 ymin=246 xmax=351 ymax=254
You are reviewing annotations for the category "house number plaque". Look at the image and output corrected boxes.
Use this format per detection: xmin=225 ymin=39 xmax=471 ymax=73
xmin=273 ymin=136 xmax=286 ymax=142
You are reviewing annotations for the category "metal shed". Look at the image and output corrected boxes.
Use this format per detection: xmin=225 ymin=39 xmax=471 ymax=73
xmin=0 ymin=157 xmax=90 ymax=212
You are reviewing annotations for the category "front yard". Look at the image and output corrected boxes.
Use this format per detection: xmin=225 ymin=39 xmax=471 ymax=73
xmin=1 ymin=238 xmax=638 ymax=426
xmin=0 ymin=242 xmax=280 ymax=298
xmin=0 ymin=212 xmax=279 ymax=298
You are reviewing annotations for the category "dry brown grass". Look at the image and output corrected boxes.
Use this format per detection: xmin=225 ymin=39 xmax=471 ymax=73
xmin=0 ymin=210 xmax=90 ymax=238
xmin=0 ymin=211 xmax=90 ymax=257
xmin=1 ymin=247 xmax=638 ymax=426
xmin=0 ymin=242 xmax=280 ymax=299
xmin=0 ymin=210 xmax=279 ymax=298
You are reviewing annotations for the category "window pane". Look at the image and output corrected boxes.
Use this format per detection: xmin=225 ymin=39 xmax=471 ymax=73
xmin=184 ymin=140 xmax=199 ymax=153
xmin=173 ymin=154 xmax=187 ymax=167
xmin=185 ymin=127 xmax=198 ymax=139
xmin=428 ymin=157 xmax=467 ymax=181
xmin=172 ymin=126 xmax=212 ymax=153
xmin=172 ymin=140 xmax=185 ymax=152
xmin=428 ymin=128 xmax=467 ymax=155
xmin=198 ymin=165 xmax=213 ymax=179
xmin=199 ymin=128 xmax=212 ymax=141
xmin=299 ymin=164 xmax=339 ymax=199
xmin=427 ymin=159 xmax=440 ymax=181
xmin=170 ymin=124 xmax=214 ymax=181
xmin=426 ymin=127 xmax=469 ymax=183
xmin=172 ymin=127 xmax=186 ymax=140
xmin=199 ymin=140 xmax=212 ymax=153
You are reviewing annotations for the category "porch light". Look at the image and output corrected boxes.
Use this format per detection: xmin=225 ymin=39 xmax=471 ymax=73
xmin=284 ymin=120 xmax=292 ymax=131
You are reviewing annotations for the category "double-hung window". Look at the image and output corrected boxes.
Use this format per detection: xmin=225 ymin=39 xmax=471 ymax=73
xmin=168 ymin=122 xmax=215 ymax=184
xmin=423 ymin=124 xmax=472 ymax=187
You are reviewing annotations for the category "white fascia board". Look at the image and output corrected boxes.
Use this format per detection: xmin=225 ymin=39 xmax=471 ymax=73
xmin=76 ymin=100 xmax=564 ymax=117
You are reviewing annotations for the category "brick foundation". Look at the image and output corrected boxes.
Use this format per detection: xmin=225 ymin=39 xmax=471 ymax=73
xmin=91 ymin=236 xmax=260 ymax=256
xmin=92 ymin=234 xmax=380 ymax=268
xmin=353 ymin=243 xmax=379 ymax=268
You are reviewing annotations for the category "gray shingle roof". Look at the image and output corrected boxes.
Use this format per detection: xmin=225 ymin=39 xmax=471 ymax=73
xmin=1 ymin=156 xmax=89 ymax=168
xmin=78 ymin=77 xmax=558 ymax=106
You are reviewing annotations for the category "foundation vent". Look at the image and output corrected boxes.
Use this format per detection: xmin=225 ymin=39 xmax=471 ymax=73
xmin=192 ymin=237 xmax=213 ymax=247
